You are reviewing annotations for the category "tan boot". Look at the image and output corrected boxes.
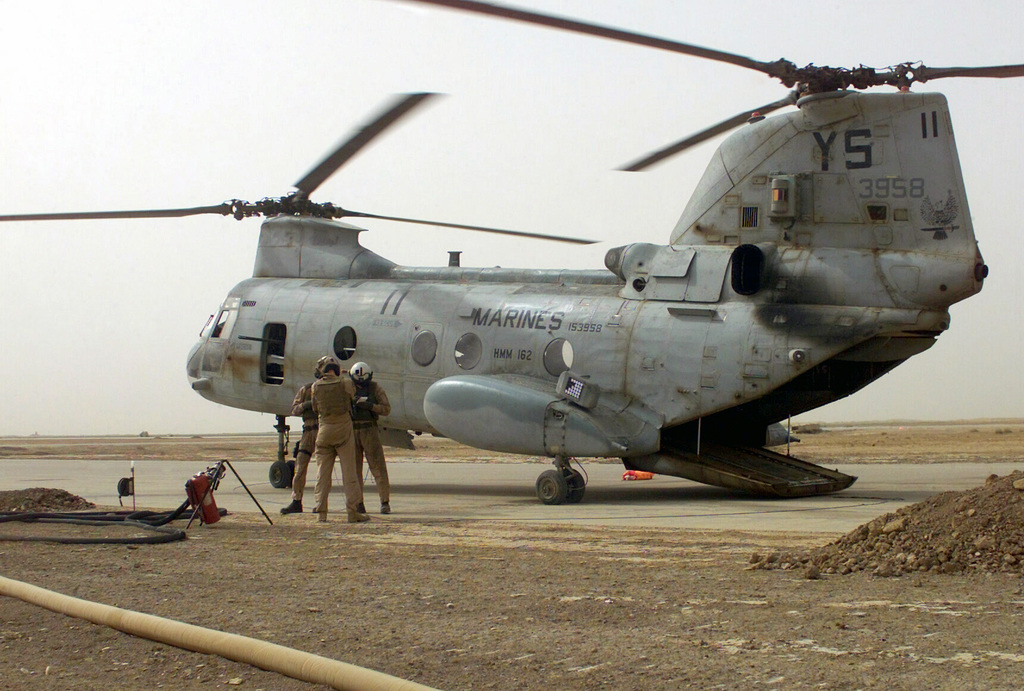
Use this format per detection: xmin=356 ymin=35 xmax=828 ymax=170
xmin=347 ymin=510 xmax=370 ymax=523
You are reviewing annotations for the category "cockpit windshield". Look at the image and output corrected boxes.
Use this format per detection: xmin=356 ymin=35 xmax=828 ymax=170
xmin=208 ymin=297 xmax=240 ymax=340
xmin=199 ymin=314 xmax=215 ymax=338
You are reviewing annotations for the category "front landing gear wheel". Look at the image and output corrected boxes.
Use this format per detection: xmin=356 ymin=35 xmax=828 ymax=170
xmin=269 ymin=459 xmax=293 ymax=489
xmin=536 ymin=469 xmax=569 ymax=505
xmin=566 ymin=468 xmax=586 ymax=504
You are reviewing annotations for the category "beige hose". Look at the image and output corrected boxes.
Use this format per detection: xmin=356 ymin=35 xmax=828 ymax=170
xmin=0 ymin=575 xmax=439 ymax=691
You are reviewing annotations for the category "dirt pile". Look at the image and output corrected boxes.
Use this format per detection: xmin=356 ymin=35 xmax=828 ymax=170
xmin=752 ymin=470 xmax=1024 ymax=577
xmin=0 ymin=488 xmax=95 ymax=513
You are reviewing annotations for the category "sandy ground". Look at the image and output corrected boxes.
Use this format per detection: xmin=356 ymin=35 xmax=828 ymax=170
xmin=1 ymin=421 xmax=1022 ymax=690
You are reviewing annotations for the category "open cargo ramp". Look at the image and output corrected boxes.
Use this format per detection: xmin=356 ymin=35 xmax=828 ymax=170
xmin=626 ymin=444 xmax=857 ymax=497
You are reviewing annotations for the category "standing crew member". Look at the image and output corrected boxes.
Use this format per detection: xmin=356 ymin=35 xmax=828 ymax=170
xmin=311 ymin=356 xmax=368 ymax=523
xmin=349 ymin=362 xmax=392 ymax=514
xmin=280 ymin=362 xmax=323 ymax=514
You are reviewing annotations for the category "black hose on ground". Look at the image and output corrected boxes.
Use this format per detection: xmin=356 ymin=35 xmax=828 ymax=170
xmin=0 ymin=500 xmax=192 ymax=544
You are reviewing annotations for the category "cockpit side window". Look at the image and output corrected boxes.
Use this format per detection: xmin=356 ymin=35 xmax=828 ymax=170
xmin=210 ymin=310 xmax=234 ymax=338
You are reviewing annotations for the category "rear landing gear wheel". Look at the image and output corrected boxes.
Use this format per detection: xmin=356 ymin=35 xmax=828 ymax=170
xmin=536 ymin=469 xmax=569 ymax=505
xmin=269 ymin=459 xmax=293 ymax=489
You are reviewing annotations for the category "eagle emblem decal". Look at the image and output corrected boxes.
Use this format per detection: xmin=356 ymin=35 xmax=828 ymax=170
xmin=920 ymin=190 xmax=960 ymax=240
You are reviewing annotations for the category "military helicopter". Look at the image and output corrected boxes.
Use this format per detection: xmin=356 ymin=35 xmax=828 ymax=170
xmin=4 ymin=0 xmax=1021 ymax=505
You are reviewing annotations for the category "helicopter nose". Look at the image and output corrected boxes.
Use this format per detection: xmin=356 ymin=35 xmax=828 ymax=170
xmin=187 ymin=342 xmax=214 ymax=391
xmin=186 ymin=341 xmax=203 ymax=382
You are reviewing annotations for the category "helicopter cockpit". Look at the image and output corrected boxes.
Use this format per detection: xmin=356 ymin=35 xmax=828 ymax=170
xmin=187 ymin=297 xmax=239 ymax=392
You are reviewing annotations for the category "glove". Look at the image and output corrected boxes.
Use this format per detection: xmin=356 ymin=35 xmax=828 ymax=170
xmin=355 ymin=397 xmax=373 ymax=411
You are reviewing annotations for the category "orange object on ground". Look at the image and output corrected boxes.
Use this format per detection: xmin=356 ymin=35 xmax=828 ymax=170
xmin=185 ymin=472 xmax=221 ymax=524
xmin=622 ymin=470 xmax=654 ymax=481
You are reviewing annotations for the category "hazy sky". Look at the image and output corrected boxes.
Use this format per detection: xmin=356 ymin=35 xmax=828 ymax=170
xmin=1 ymin=0 xmax=1021 ymax=435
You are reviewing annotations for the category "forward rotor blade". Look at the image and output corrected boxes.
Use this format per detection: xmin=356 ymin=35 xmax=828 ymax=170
xmin=341 ymin=209 xmax=597 ymax=244
xmin=0 ymin=204 xmax=232 ymax=223
xmin=294 ymin=92 xmax=439 ymax=197
xmin=621 ymin=91 xmax=800 ymax=172
xmin=911 ymin=63 xmax=1024 ymax=82
xmin=397 ymin=0 xmax=774 ymax=75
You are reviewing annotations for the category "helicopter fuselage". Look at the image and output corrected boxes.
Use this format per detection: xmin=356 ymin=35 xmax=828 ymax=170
xmin=186 ymin=236 xmax=961 ymax=449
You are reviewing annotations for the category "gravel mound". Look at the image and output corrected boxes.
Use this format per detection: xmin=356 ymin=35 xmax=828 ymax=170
xmin=752 ymin=470 xmax=1024 ymax=578
xmin=0 ymin=488 xmax=95 ymax=513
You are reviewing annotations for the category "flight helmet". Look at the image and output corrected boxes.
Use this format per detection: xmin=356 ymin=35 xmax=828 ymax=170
xmin=350 ymin=361 xmax=372 ymax=383
xmin=315 ymin=355 xmax=341 ymax=377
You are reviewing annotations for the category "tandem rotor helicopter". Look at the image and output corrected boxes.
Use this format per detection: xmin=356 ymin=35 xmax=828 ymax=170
xmin=4 ymin=0 xmax=1021 ymax=504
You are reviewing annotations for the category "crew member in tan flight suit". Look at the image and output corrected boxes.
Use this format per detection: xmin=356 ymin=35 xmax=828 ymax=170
xmin=311 ymin=356 xmax=368 ymax=523
xmin=349 ymin=362 xmax=392 ymax=514
xmin=279 ymin=361 xmax=325 ymax=514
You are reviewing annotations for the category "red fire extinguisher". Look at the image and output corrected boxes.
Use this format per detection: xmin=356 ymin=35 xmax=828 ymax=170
xmin=185 ymin=472 xmax=221 ymax=524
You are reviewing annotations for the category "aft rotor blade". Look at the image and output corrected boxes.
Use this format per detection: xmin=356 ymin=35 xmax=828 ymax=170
xmin=341 ymin=209 xmax=597 ymax=244
xmin=0 ymin=204 xmax=232 ymax=222
xmin=621 ymin=91 xmax=799 ymax=171
xmin=294 ymin=92 xmax=439 ymax=197
xmin=911 ymin=63 xmax=1024 ymax=82
xmin=397 ymin=0 xmax=773 ymax=75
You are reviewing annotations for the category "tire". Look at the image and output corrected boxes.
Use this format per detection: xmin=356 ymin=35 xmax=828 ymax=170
xmin=536 ymin=469 xmax=569 ymax=505
xmin=269 ymin=459 xmax=293 ymax=489
xmin=565 ymin=468 xmax=586 ymax=504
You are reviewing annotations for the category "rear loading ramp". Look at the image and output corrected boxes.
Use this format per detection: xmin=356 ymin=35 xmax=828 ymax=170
xmin=626 ymin=444 xmax=856 ymax=497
